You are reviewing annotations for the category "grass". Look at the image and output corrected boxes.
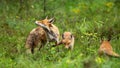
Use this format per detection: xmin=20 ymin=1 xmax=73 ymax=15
xmin=0 ymin=31 xmax=120 ymax=68
xmin=0 ymin=0 xmax=120 ymax=68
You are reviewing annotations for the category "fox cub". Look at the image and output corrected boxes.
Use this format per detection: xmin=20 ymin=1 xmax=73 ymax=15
xmin=55 ymin=32 xmax=75 ymax=50
xmin=98 ymin=39 xmax=120 ymax=57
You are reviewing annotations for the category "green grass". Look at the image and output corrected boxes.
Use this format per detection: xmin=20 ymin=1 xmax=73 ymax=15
xmin=0 ymin=0 xmax=120 ymax=68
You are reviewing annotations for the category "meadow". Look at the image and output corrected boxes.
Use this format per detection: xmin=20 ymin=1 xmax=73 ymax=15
xmin=0 ymin=0 xmax=120 ymax=68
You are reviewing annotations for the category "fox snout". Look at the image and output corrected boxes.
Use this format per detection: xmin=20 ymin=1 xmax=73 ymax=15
xmin=35 ymin=21 xmax=44 ymax=27
xmin=35 ymin=21 xmax=51 ymax=32
xmin=35 ymin=21 xmax=40 ymax=25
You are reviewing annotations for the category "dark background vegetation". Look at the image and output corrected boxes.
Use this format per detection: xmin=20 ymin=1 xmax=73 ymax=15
xmin=0 ymin=0 xmax=120 ymax=68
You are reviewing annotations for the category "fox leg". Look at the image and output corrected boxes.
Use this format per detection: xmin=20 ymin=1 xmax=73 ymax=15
xmin=39 ymin=45 xmax=42 ymax=51
xmin=70 ymin=45 xmax=74 ymax=50
xmin=31 ymin=47 xmax=34 ymax=54
xmin=26 ymin=48 xmax=32 ymax=54
xmin=39 ymin=40 xmax=46 ymax=50
xmin=25 ymin=44 xmax=34 ymax=54
xmin=26 ymin=47 xmax=34 ymax=54
xmin=38 ymin=43 xmax=45 ymax=51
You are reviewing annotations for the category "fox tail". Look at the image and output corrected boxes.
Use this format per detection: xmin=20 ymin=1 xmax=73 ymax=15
xmin=106 ymin=51 xmax=120 ymax=58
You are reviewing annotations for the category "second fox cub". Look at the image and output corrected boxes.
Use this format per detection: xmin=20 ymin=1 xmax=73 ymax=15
xmin=56 ymin=32 xmax=75 ymax=50
xmin=98 ymin=40 xmax=120 ymax=57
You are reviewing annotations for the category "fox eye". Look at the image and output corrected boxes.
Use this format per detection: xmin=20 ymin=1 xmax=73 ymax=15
xmin=37 ymin=21 xmax=43 ymax=24
xmin=49 ymin=24 xmax=52 ymax=27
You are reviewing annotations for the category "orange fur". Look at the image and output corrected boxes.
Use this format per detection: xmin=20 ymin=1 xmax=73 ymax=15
xmin=57 ymin=32 xmax=74 ymax=50
xmin=98 ymin=40 xmax=120 ymax=57
xmin=35 ymin=18 xmax=60 ymax=43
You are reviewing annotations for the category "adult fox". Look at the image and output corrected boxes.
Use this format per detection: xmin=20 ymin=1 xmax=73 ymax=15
xmin=25 ymin=17 xmax=60 ymax=54
xmin=54 ymin=32 xmax=75 ymax=50
xmin=98 ymin=39 xmax=120 ymax=57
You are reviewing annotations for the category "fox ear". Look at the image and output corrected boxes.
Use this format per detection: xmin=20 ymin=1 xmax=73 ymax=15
xmin=45 ymin=16 xmax=48 ymax=19
xmin=107 ymin=39 xmax=111 ymax=41
xmin=49 ymin=18 xmax=54 ymax=23
xmin=100 ymin=37 xmax=103 ymax=44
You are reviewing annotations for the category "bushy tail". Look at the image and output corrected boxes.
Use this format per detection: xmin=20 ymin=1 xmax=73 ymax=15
xmin=106 ymin=50 xmax=120 ymax=58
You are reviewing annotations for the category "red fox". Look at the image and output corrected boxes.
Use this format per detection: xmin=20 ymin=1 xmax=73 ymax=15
xmin=98 ymin=40 xmax=120 ymax=57
xmin=55 ymin=32 xmax=75 ymax=50
xmin=25 ymin=17 xmax=60 ymax=54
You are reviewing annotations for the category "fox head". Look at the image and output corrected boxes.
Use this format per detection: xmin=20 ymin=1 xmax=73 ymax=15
xmin=35 ymin=17 xmax=54 ymax=32
xmin=62 ymin=32 xmax=73 ymax=49
xmin=100 ymin=37 xmax=111 ymax=44
xmin=35 ymin=17 xmax=57 ymax=42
